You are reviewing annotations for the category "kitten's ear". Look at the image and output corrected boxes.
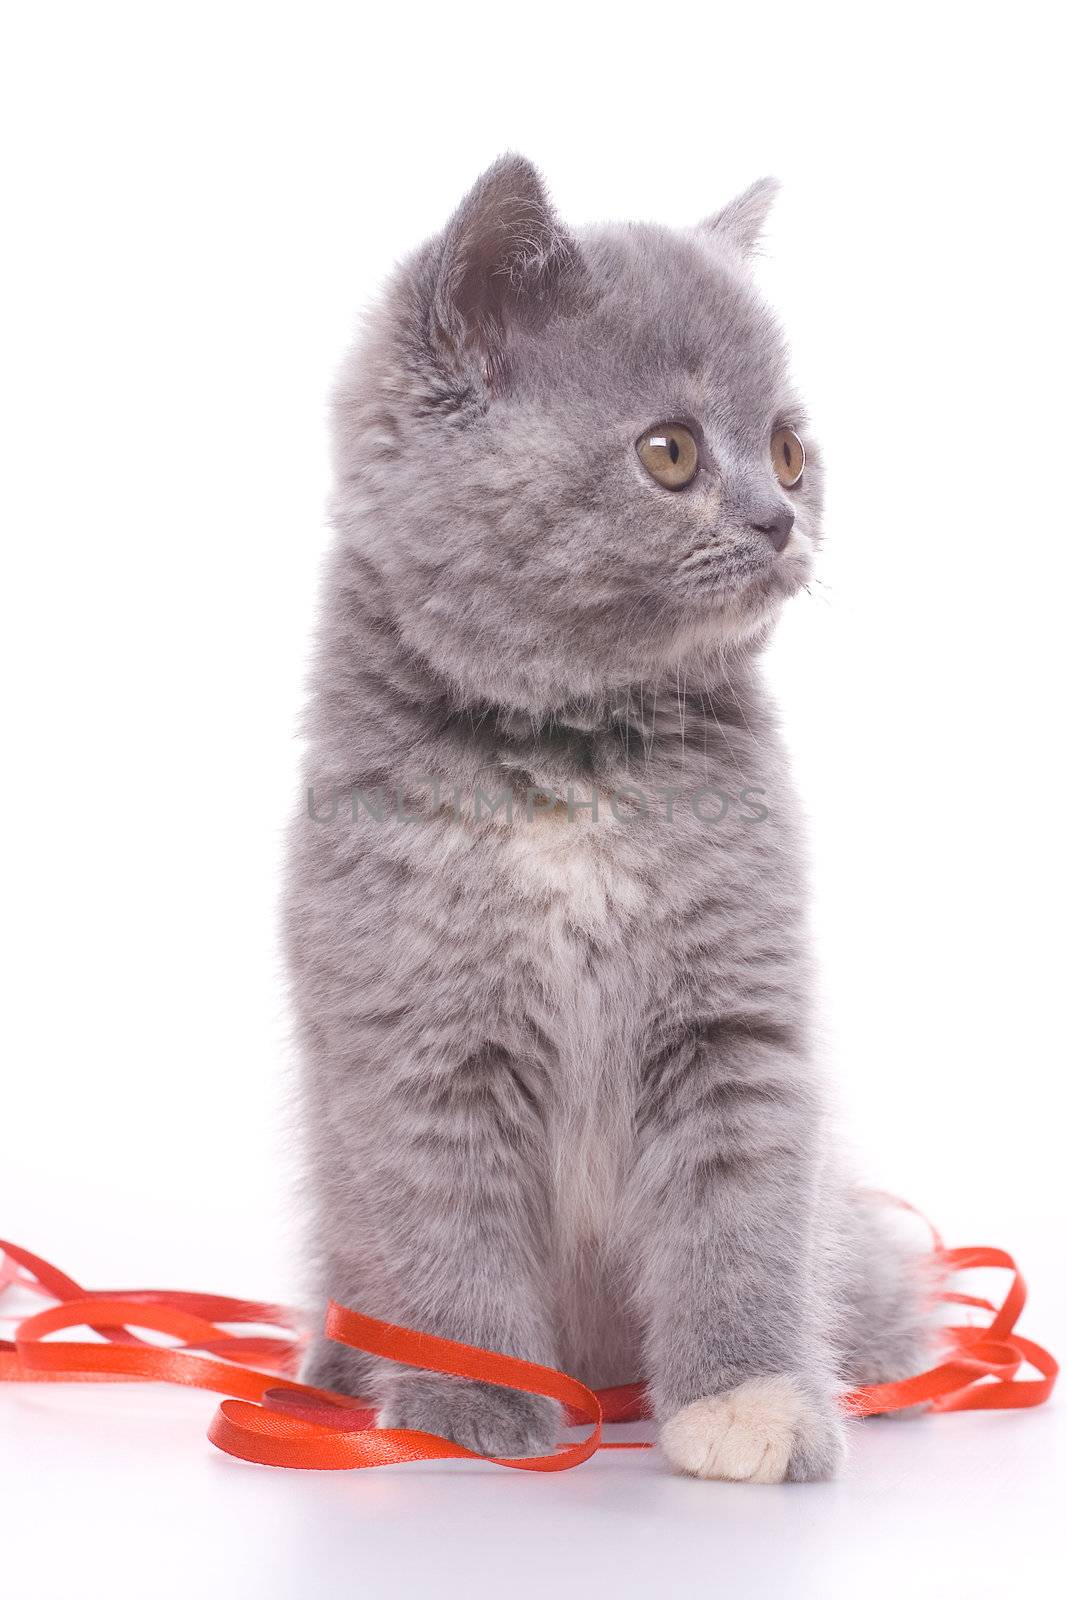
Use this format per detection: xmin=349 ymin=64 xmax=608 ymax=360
xmin=699 ymin=177 xmax=780 ymax=256
xmin=431 ymin=154 xmax=583 ymax=386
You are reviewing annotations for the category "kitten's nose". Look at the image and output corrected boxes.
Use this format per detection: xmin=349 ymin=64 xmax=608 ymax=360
xmin=750 ymin=508 xmax=795 ymax=553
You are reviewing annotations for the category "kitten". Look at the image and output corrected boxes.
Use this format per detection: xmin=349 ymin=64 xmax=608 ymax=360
xmin=285 ymin=156 xmax=932 ymax=1481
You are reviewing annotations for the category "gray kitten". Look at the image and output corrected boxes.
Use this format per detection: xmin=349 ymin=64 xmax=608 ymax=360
xmin=285 ymin=156 xmax=932 ymax=1481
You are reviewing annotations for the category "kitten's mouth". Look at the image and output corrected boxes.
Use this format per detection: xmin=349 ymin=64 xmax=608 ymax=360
xmin=683 ymin=539 xmax=810 ymax=614
xmin=668 ymin=535 xmax=812 ymax=652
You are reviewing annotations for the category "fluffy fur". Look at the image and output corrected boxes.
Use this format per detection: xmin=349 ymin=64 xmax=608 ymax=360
xmin=285 ymin=155 xmax=934 ymax=1478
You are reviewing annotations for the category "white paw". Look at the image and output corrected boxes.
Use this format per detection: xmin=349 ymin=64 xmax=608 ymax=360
xmin=660 ymin=1375 xmax=832 ymax=1484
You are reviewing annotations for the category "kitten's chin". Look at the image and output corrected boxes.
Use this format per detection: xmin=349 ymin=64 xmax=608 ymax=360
xmin=671 ymin=569 xmax=802 ymax=658
xmin=667 ymin=601 xmax=782 ymax=664
xmin=702 ymin=545 xmax=812 ymax=648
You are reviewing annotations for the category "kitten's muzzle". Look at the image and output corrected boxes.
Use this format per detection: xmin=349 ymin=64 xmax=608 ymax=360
xmin=749 ymin=507 xmax=795 ymax=553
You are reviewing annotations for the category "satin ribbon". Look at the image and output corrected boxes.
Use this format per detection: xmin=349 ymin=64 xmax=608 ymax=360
xmin=0 ymin=1214 xmax=1056 ymax=1473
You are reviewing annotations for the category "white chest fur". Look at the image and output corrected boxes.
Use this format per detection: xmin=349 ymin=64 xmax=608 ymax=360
xmin=499 ymin=803 xmax=643 ymax=1256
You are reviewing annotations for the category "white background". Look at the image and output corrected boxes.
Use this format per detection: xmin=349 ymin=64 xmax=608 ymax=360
xmin=2 ymin=3 xmax=1064 ymax=1596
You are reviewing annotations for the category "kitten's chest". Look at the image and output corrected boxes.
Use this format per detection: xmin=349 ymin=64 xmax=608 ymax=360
xmin=496 ymin=806 xmax=642 ymax=1249
xmin=501 ymin=800 xmax=645 ymax=937
xmin=489 ymin=740 xmax=783 ymax=1251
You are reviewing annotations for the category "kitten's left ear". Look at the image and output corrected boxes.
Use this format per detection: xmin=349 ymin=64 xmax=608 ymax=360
xmin=432 ymin=154 xmax=584 ymax=386
xmin=699 ymin=177 xmax=780 ymax=256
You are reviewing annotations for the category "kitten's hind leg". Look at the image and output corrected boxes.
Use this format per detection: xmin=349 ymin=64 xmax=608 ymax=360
xmin=836 ymin=1190 xmax=944 ymax=1398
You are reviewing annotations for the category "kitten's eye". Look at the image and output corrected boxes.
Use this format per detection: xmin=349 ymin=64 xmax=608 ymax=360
xmin=770 ymin=427 xmax=805 ymax=489
xmin=636 ymin=423 xmax=700 ymax=490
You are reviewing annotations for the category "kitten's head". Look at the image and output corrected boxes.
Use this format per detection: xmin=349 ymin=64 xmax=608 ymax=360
xmin=334 ymin=155 xmax=821 ymax=716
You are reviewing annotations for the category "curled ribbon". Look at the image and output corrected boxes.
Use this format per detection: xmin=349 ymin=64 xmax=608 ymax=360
xmin=0 ymin=1213 xmax=1057 ymax=1473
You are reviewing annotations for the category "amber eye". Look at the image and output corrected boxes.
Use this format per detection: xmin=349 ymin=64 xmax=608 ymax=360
xmin=770 ymin=426 xmax=805 ymax=489
xmin=636 ymin=423 xmax=700 ymax=490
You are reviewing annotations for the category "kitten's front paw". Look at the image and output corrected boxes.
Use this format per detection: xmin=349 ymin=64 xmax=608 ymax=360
xmin=378 ymin=1370 xmax=560 ymax=1459
xmin=659 ymin=1376 xmax=845 ymax=1484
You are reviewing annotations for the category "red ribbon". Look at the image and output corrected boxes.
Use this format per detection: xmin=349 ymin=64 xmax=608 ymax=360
xmin=0 ymin=1214 xmax=1057 ymax=1472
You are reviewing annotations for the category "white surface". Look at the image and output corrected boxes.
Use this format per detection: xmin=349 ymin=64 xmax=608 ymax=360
xmin=3 ymin=1358 xmax=1064 ymax=1599
xmin=2 ymin=2 xmax=1065 ymax=1594
xmin=4 ymin=1226 xmax=1063 ymax=1597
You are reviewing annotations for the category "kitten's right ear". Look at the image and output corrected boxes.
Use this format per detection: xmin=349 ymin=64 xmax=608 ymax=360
xmin=429 ymin=154 xmax=584 ymax=388
xmin=699 ymin=177 xmax=780 ymax=257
